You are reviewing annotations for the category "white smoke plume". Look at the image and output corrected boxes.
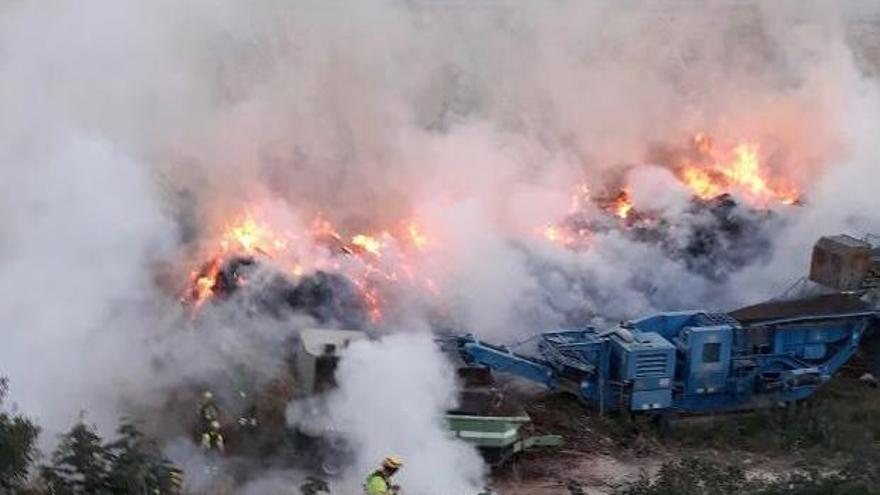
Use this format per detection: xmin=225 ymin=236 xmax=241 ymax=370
xmin=288 ymin=332 xmax=486 ymax=494
xmin=1 ymin=0 xmax=880 ymax=492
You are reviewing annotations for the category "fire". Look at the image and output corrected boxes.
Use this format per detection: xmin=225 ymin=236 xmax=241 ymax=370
xmin=680 ymin=166 xmax=723 ymax=199
xmin=613 ymin=190 xmax=634 ymax=219
xmin=542 ymin=223 xmax=589 ymax=249
xmin=543 ymin=224 xmax=566 ymax=244
xmin=407 ymin=224 xmax=429 ymax=250
xmin=677 ymin=135 xmax=799 ymax=205
xmin=185 ymin=214 xmax=281 ymax=310
xmin=291 ymin=263 xmax=304 ymax=277
xmin=186 ymin=257 xmax=222 ymax=311
xmin=351 ymin=234 xmax=383 ymax=255
xmin=541 ymin=133 xmax=801 ymax=253
xmin=353 ymin=280 xmax=383 ymax=323
xmin=219 ymin=213 xmax=290 ymax=257
xmin=184 ymin=210 xmax=441 ymax=324
xmin=311 ymin=214 xmax=344 ymax=247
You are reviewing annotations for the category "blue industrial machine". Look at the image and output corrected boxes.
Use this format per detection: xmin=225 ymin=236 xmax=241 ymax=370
xmin=455 ymin=294 xmax=879 ymax=414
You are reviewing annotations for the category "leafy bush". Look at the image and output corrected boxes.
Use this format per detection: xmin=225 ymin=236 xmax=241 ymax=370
xmin=613 ymin=457 xmax=756 ymax=495
xmin=614 ymin=455 xmax=880 ymax=495
xmin=42 ymin=418 xmax=180 ymax=495
xmin=0 ymin=377 xmax=41 ymax=492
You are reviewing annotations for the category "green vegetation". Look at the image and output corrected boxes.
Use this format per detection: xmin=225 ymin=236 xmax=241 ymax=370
xmin=603 ymin=378 xmax=880 ymax=495
xmin=613 ymin=457 xmax=754 ymax=495
xmin=40 ymin=419 xmax=180 ymax=495
xmin=3 ymin=374 xmax=878 ymax=495
xmin=0 ymin=377 xmax=40 ymax=493
xmin=668 ymin=378 xmax=880 ymax=460
xmin=0 ymin=377 xmax=180 ymax=495
xmin=613 ymin=455 xmax=880 ymax=495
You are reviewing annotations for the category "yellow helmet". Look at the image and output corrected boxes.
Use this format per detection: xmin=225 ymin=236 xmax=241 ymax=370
xmin=382 ymin=455 xmax=404 ymax=470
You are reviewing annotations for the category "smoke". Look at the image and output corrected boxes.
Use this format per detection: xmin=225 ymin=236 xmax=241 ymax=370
xmin=1 ymin=0 xmax=880 ymax=491
xmin=0 ymin=130 xmax=176 ymax=433
xmin=288 ymin=332 xmax=486 ymax=494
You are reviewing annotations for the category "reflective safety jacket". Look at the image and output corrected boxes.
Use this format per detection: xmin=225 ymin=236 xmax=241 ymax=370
xmin=364 ymin=471 xmax=390 ymax=495
xmin=201 ymin=430 xmax=224 ymax=452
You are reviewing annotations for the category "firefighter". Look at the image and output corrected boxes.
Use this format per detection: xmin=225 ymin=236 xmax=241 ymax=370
xmin=197 ymin=390 xmax=225 ymax=451
xmin=201 ymin=420 xmax=225 ymax=453
xmin=151 ymin=468 xmax=183 ymax=495
xmin=198 ymin=391 xmax=220 ymax=424
xmin=169 ymin=469 xmax=184 ymax=492
xmin=364 ymin=455 xmax=403 ymax=495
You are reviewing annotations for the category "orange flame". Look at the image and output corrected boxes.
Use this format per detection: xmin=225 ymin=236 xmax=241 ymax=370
xmin=351 ymin=234 xmax=383 ymax=255
xmin=186 ymin=257 xmax=222 ymax=312
xmin=407 ymin=224 xmax=429 ymax=250
xmin=542 ymin=223 xmax=587 ymax=248
xmin=185 ymin=213 xmax=290 ymax=313
xmin=678 ymin=136 xmax=799 ymax=205
xmin=311 ymin=215 xmax=343 ymax=243
xmin=680 ymin=167 xmax=724 ymax=199
xmin=543 ymin=224 xmax=566 ymax=244
xmin=184 ymin=211 xmax=440 ymax=324
xmin=219 ymin=213 xmax=290 ymax=257
xmin=614 ymin=190 xmax=634 ymax=219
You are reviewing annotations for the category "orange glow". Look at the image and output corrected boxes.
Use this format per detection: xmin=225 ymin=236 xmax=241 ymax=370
xmin=351 ymin=234 xmax=383 ymax=255
xmin=542 ymin=223 xmax=585 ymax=248
xmin=311 ymin=215 xmax=342 ymax=242
xmin=614 ymin=190 xmax=634 ymax=219
xmin=543 ymin=224 xmax=565 ymax=244
xmin=187 ymin=257 xmax=222 ymax=311
xmin=219 ymin=213 xmax=289 ymax=257
xmin=407 ymin=224 xmax=429 ymax=250
xmin=292 ymin=264 xmax=304 ymax=277
xmin=677 ymin=136 xmax=799 ymax=206
xmin=184 ymin=210 xmax=442 ymax=324
xmin=693 ymin=132 xmax=713 ymax=155
xmin=353 ymin=281 xmax=383 ymax=323
xmin=680 ymin=166 xmax=724 ymax=199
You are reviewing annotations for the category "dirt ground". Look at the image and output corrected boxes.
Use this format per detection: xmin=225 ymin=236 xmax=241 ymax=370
xmin=490 ymin=448 xmax=795 ymax=495
xmin=482 ymin=379 xmax=879 ymax=495
xmin=492 ymin=452 xmax=660 ymax=495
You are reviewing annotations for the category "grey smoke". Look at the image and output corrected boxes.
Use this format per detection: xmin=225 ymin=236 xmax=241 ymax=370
xmin=1 ymin=0 xmax=879 ymax=492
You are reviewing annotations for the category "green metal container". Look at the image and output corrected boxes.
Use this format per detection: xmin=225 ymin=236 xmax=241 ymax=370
xmin=445 ymin=414 xmax=531 ymax=449
xmin=444 ymin=412 xmax=562 ymax=465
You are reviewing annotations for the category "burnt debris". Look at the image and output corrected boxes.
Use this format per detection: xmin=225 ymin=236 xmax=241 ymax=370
xmin=198 ymin=256 xmax=367 ymax=328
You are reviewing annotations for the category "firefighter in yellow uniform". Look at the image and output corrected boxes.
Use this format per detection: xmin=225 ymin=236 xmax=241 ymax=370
xmin=364 ymin=455 xmax=403 ymax=495
xmin=201 ymin=420 xmax=224 ymax=453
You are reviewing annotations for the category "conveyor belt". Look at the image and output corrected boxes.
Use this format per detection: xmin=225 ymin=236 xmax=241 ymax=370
xmin=730 ymin=293 xmax=871 ymax=325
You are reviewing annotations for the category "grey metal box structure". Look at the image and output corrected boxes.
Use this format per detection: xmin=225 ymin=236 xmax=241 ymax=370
xmin=809 ymin=235 xmax=872 ymax=291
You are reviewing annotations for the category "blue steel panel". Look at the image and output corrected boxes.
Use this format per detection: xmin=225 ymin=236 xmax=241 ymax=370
xmin=632 ymin=312 xmax=702 ymax=340
xmin=457 ymin=310 xmax=878 ymax=415
xmin=462 ymin=342 xmax=558 ymax=388
xmin=684 ymin=326 xmax=732 ymax=395
xmin=631 ymin=389 xmax=672 ymax=411
xmin=802 ymin=344 xmax=826 ymax=360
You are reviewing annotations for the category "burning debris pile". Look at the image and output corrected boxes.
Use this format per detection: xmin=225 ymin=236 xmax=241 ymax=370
xmin=182 ymin=212 xmax=439 ymax=327
xmin=179 ymin=133 xmax=807 ymax=331
xmin=541 ymin=134 xmax=797 ymax=280
xmin=188 ymin=255 xmax=367 ymax=328
xmin=652 ymin=133 xmax=800 ymax=206
xmin=6 ymin=0 xmax=880 ymax=493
